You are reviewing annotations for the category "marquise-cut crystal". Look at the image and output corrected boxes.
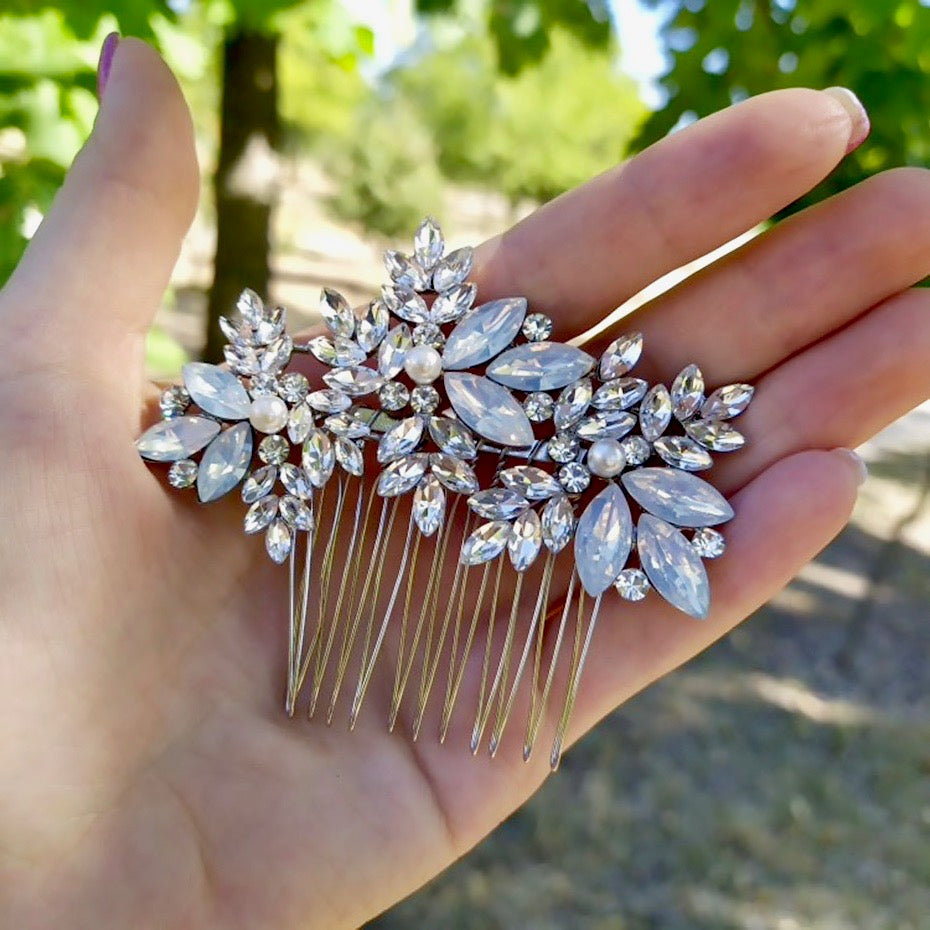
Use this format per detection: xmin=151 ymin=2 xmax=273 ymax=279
xmin=413 ymin=474 xmax=445 ymax=537
xmin=431 ymin=246 xmax=473 ymax=292
xmin=430 ymin=282 xmax=477 ymax=324
xmin=574 ymin=484 xmax=634 ymax=596
xmin=441 ymin=297 xmax=528 ymax=370
xmin=621 ymin=467 xmax=734 ymax=527
xmin=265 ymin=518 xmax=293 ymax=564
xmin=302 ymin=429 xmax=335 ymax=487
xmin=500 ymin=465 xmax=562 ymax=501
xmin=279 ymin=462 xmax=312 ymax=499
xmin=671 ymin=364 xmax=705 ymax=421
xmin=414 ymin=216 xmax=444 ymax=270
xmin=355 ymin=299 xmax=390 ymax=353
xmin=377 ymin=416 xmax=425 ymax=464
xmin=468 ymin=488 xmax=530 ymax=521
xmin=244 ymin=495 xmax=278 ymax=534
xmin=429 ymin=416 xmax=477 ymax=460
xmin=333 ymin=337 xmax=368 ymax=368
xmin=637 ymin=515 xmax=710 ymax=619
xmin=377 ymin=454 xmax=429 ymax=496
xmin=486 ymin=342 xmax=595 ymax=392
xmin=241 ymin=464 xmax=277 ymax=503
xmin=701 ymin=383 xmax=755 ymax=420
xmin=692 ymin=527 xmax=726 ymax=559
xmin=615 ymin=568 xmax=651 ymax=602
xmin=197 ymin=423 xmax=253 ymax=503
xmin=287 ymin=403 xmax=315 ymax=444
xmin=508 ymin=509 xmax=542 ymax=572
xmin=182 ymin=362 xmax=251 ymax=420
xmin=258 ymin=334 xmax=293 ymax=374
xmin=378 ymin=324 xmax=412 ymax=378
xmin=249 ymin=373 xmax=279 ymax=397
xmin=460 ymin=521 xmax=511 ymax=566
xmin=237 ymin=288 xmax=264 ymax=327
xmin=591 ymin=377 xmax=648 ymax=411
xmin=444 ymin=373 xmax=534 ymax=447
xmin=306 ymin=390 xmax=351 ymax=414
xmin=253 ymin=305 xmax=285 ymax=345
xmin=383 ymin=285 xmax=429 ymax=323
xmin=576 ymin=410 xmax=636 ymax=441
xmin=279 ymin=494 xmax=314 ymax=531
xmin=324 ymin=412 xmax=370 ymax=439
xmin=686 ymin=419 xmax=746 ymax=452
xmin=384 ymin=249 xmax=430 ymax=290
xmin=335 ymin=438 xmax=364 ymax=476
xmin=599 ymin=332 xmax=643 ymax=380
xmin=654 ymin=436 xmax=713 ymax=471
xmin=541 ymin=494 xmax=575 ymax=553
xmin=306 ymin=335 xmax=338 ymax=366
xmin=640 ymin=384 xmax=673 ymax=441
xmin=430 ymin=453 xmax=479 ymax=494
xmin=320 ymin=287 xmax=355 ymax=339
xmin=220 ymin=313 xmax=250 ymax=347
xmin=136 ymin=416 xmax=220 ymax=462
xmin=224 ymin=343 xmax=259 ymax=377
xmin=323 ymin=367 xmax=383 ymax=396
xmin=553 ymin=378 xmax=592 ymax=431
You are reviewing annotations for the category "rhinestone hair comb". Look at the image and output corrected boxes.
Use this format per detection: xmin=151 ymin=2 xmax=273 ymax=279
xmin=137 ymin=218 xmax=754 ymax=768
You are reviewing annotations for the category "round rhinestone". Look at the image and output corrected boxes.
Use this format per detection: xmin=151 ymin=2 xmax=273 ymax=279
xmin=278 ymin=372 xmax=309 ymax=404
xmin=167 ymin=458 xmax=198 ymax=488
xmin=558 ymin=462 xmax=590 ymax=494
xmin=621 ymin=435 xmax=651 ymax=466
xmin=615 ymin=568 xmax=651 ymax=601
xmin=692 ymin=527 xmax=726 ymax=559
xmin=522 ymin=312 xmax=553 ymax=342
xmin=524 ymin=392 xmax=554 ymax=422
xmin=379 ymin=381 xmax=410 ymax=411
xmin=412 ymin=322 xmax=446 ymax=350
xmin=410 ymin=385 xmax=440 ymax=413
xmin=159 ymin=385 xmax=190 ymax=419
xmin=249 ymin=373 xmax=279 ymax=396
xmin=547 ymin=432 xmax=580 ymax=463
xmin=258 ymin=434 xmax=290 ymax=465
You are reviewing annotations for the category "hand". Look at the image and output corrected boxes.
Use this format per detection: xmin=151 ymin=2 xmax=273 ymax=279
xmin=2 ymin=40 xmax=928 ymax=930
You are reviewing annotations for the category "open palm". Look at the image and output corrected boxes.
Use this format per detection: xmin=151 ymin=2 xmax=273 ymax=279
xmin=3 ymin=41 xmax=930 ymax=930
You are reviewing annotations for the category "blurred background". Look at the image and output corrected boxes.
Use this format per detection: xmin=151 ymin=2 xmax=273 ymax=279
xmin=2 ymin=1 xmax=929 ymax=926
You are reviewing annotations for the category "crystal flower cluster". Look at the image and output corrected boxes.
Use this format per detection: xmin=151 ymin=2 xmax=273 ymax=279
xmin=137 ymin=219 xmax=753 ymax=619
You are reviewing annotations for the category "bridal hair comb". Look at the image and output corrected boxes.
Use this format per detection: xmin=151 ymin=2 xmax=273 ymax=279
xmin=137 ymin=218 xmax=754 ymax=768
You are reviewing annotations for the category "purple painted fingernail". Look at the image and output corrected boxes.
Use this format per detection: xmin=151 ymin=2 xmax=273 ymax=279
xmin=97 ymin=32 xmax=120 ymax=101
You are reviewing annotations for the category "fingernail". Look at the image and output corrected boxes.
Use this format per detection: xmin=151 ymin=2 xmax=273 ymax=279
xmin=823 ymin=86 xmax=870 ymax=154
xmin=834 ymin=448 xmax=869 ymax=487
xmin=97 ymin=32 xmax=120 ymax=101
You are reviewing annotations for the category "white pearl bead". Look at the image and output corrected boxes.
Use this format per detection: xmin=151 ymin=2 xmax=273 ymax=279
xmin=587 ymin=438 xmax=626 ymax=478
xmin=404 ymin=345 xmax=443 ymax=385
xmin=249 ymin=394 xmax=288 ymax=434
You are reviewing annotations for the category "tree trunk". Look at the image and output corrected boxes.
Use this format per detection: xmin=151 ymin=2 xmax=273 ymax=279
xmin=204 ymin=30 xmax=280 ymax=362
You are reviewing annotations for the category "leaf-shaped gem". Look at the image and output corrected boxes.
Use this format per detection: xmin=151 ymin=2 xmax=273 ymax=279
xmin=279 ymin=462 xmax=313 ymax=499
xmin=430 ymin=282 xmax=477 ymax=324
xmin=287 ymin=402 xmax=315 ymax=444
xmin=383 ymin=285 xmax=429 ymax=323
xmin=377 ymin=416 xmax=425 ymax=464
xmin=468 ymin=488 xmax=530 ymax=521
xmin=279 ymin=495 xmax=314 ymax=531
xmin=508 ymin=510 xmax=543 ymax=572
xmin=701 ymin=383 xmax=754 ymax=420
xmin=182 ymin=363 xmax=251 ymax=420
xmin=323 ymin=367 xmax=384 ymax=397
xmin=576 ymin=411 xmax=636 ymax=441
xmin=355 ymin=299 xmax=390 ymax=353
xmin=621 ymin=467 xmax=734 ymax=527
xmin=414 ymin=216 xmax=444 ymax=271
xmin=444 ymin=373 xmax=534 ymax=447
xmin=244 ymin=495 xmax=278 ymax=534
xmin=413 ymin=474 xmax=445 ymax=537
xmin=541 ymin=494 xmax=575 ymax=553
xmin=197 ymin=423 xmax=253 ymax=503
xmin=377 ymin=454 xmax=429 ymax=496
xmin=306 ymin=390 xmax=351 ymax=414
xmin=553 ymin=378 xmax=592 ymax=431
xmin=599 ymin=332 xmax=643 ymax=380
xmin=637 ymin=515 xmax=710 ymax=619
xmin=441 ymin=297 xmax=527 ymax=370
xmin=574 ymin=484 xmax=634 ymax=596
xmin=136 ymin=416 xmax=221 ymax=462
xmin=253 ymin=304 xmax=286 ymax=346
xmin=384 ymin=250 xmax=430 ymax=290
xmin=378 ymin=324 xmax=412 ymax=378
xmin=305 ymin=335 xmax=338 ymax=366
xmin=241 ymin=464 xmax=277 ymax=503
xmin=500 ymin=465 xmax=562 ymax=501
xmin=302 ymin=429 xmax=335 ymax=488
xmin=259 ymin=334 xmax=293 ymax=374
xmin=324 ymin=412 xmax=371 ymax=439
xmin=265 ymin=518 xmax=293 ymax=564
xmin=486 ymin=342 xmax=595 ymax=392
xmin=639 ymin=384 xmax=672 ymax=442
xmin=335 ymin=438 xmax=364 ymax=476
xmin=432 ymin=246 xmax=474 ymax=292
xmin=224 ymin=343 xmax=260 ymax=376
xmin=654 ymin=436 xmax=713 ymax=471
xmin=591 ymin=377 xmax=648 ymax=411
xmin=320 ymin=287 xmax=355 ymax=339
xmin=671 ymin=364 xmax=705 ymax=421
xmin=429 ymin=416 xmax=478 ymax=460
xmin=430 ymin=453 xmax=479 ymax=494
xmin=237 ymin=287 xmax=265 ymax=326
xmin=685 ymin=419 xmax=746 ymax=452
xmin=460 ymin=521 xmax=511 ymax=566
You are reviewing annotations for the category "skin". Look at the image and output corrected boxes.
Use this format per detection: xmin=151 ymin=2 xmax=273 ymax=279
xmin=2 ymin=39 xmax=929 ymax=930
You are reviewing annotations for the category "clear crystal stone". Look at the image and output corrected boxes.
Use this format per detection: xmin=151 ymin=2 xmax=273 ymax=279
xmin=554 ymin=378 xmax=593 ymax=431
xmin=429 ymin=416 xmax=477 ymax=460
xmin=615 ymin=568 xmax=650 ymax=601
xmin=324 ymin=412 xmax=370 ymax=439
xmin=468 ymin=488 xmax=530 ymax=521
xmin=323 ymin=367 xmax=383 ymax=397
xmin=245 ymin=495 xmax=278 ymax=534
xmin=287 ymin=402 xmax=315 ymax=444
xmin=159 ymin=385 xmax=190 ymax=419
xmin=443 ymin=373 xmax=535 ymax=448
xmin=221 ymin=314 xmax=253 ymax=346
xmin=335 ymin=438 xmax=364 ymax=476
xmin=197 ymin=422 xmax=253 ymax=503
xmin=522 ymin=313 xmax=554 ymax=342
xmin=410 ymin=385 xmax=440 ymax=413
xmin=637 ymin=515 xmax=710 ymax=618
xmin=621 ymin=467 xmax=734 ymax=527
xmin=278 ymin=372 xmax=309 ymax=404
xmin=258 ymin=334 xmax=293 ymax=374
xmin=236 ymin=288 xmax=265 ymax=327
xmin=430 ymin=283 xmax=477 ymax=324
xmin=356 ymin=299 xmax=390 ymax=353
xmin=639 ymin=384 xmax=673 ymax=442
xmin=460 ymin=521 xmax=511 ymax=566
xmin=249 ymin=373 xmax=279 ymax=397
xmin=379 ymin=324 xmax=413 ymax=378
xmin=692 ymin=527 xmax=726 ymax=558
xmin=253 ymin=305 xmax=286 ymax=346
xmin=621 ymin=435 xmax=651 ymax=466
xmin=241 ymin=464 xmax=277 ymax=503
xmin=576 ymin=410 xmax=636 ymax=441
xmin=384 ymin=249 xmax=430 ymax=290
xmin=654 ymin=436 xmax=713 ymax=471
xmin=379 ymin=381 xmax=410 ymax=411
xmin=413 ymin=474 xmax=445 ymax=537
xmin=541 ymin=494 xmax=575 ymax=553
xmin=412 ymin=322 xmax=445 ymax=350
xmin=224 ymin=343 xmax=260 ymax=377
xmin=167 ymin=459 xmax=198 ymax=489
xmin=486 ymin=342 xmax=595 ymax=392
xmin=306 ymin=390 xmax=351 ymax=414
xmin=377 ymin=416 xmax=425 ymax=464
xmin=671 ymin=364 xmax=705 ymax=421
xmin=701 ymin=383 xmax=755 ymax=420
xmin=383 ymin=285 xmax=429 ymax=324
xmin=686 ymin=419 xmax=746 ymax=452
xmin=279 ymin=494 xmax=314 ymax=531
xmin=599 ymin=332 xmax=643 ymax=380
xmin=558 ymin=462 xmax=591 ymax=494
xmin=431 ymin=246 xmax=474 ymax=292
xmin=547 ymin=432 xmax=580 ymax=463
xmin=265 ymin=518 xmax=293 ymax=564
xmin=182 ymin=362 xmax=252 ymax=421
xmin=256 ymin=434 xmax=287 ymax=464
xmin=508 ymin=509 xmax=543 ymax=572
xmin=574 ymin=484 xmax=634 ymax=596
xmin=377 ymin=454 xmax=429 ymax=496
xmin=414 ymin=217 xmax=444 ymax=270
xmin=306 ymin=336 xmax=338 ymax=366
xmin=320 ymin=287 xmax=355 ymax=339
xmin=136 ymin=416 xmax=220 ymax=462
xmin=441 ymin=297 xmax=528 ymax=370
xmin=430 ymin=453 xmax=479 ymax=494
xmin=333 ymin=337 xmax=367 ymax=368
xmin=279 ymin=462 xmax=313 ymax=499
xmin=592 ymin=377 xmax=648 ymax=411
xmin=524 ymin=392 xmax=554 ymax=422
xmin=302 ymin=430 xmax=335 ymax=487
xmin=500 ymin=465 xmax=562 ymax=500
